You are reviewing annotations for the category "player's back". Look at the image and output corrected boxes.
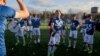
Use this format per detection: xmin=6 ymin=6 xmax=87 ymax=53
xmin=31 ymin=18 xmax=40 ymax=28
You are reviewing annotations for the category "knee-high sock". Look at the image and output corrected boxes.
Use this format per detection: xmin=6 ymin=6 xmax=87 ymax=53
xmin=73 ymin=40 xmax=77 ymax=48
xmin=68 ymin=39 xmax=71 ymax=47
xmin=22 ymin=36 xmax=25 ymax=45
xmin=47 ymin=46 xmax=52 ymax=56
xmin=51 ymin=46 xmax=57 ymax=54
xmin=88 ymin=44 xmax=93 ymax=50
xmin=15 ymin=35 xmax=19 ymax=43
xmin=37 ymin=35 xmax=40 ymax=43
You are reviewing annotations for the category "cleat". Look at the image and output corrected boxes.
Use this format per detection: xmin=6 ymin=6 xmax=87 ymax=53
xmin=83 ymin=47 xmax=89 ymax=52
xmin=51 ymin=53 xmax=54 ymax=56
xmin=88 ymin=50 xmax=93 ymax=54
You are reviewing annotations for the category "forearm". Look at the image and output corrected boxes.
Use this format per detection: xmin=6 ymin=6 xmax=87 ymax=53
xmin=51 ymin=25 xmax=55 ymax=32
xmin=17 ymin=0 xmax=28 ymax=12
xmin=16 ymin=0 xmax=29 ymax=18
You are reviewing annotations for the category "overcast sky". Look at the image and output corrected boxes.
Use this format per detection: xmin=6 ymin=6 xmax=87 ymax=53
xmin=6 ymin=0 xmax=100 ymax=13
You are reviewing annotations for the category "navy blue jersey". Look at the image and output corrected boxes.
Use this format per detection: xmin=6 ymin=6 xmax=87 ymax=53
xmin=82 ymin=16 xmax=87 ymax=20
xmin=19 ymin=20 xmax=24 ymax=27
xmin=0 ymin=5 xmax=16 ymax=55
xmin=51 ymin=17 xmax=64 ymax=31
xmin=70 ymin=19 xmax=79 ymax=31
xmin=31 ymin=18 xmax=40 ymax=28
xmin=86 ymin=20 xmax=95 ymax=35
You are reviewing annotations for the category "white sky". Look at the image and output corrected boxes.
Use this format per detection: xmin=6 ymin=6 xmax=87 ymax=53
xmin=6 ymin=0 xmax=100 ymax=13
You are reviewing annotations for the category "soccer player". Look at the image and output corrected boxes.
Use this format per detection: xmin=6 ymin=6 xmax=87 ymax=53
xmin=80 ymin=13 xmax=87 ymax=36
xmin=15 ymin=19 xmax=26 ymax=46
xmin=25 ymin=16 xmax=32 ymax=39
xmin=47 ymin=10 xmax=64 ymax=56
xmin=0 ymin=0 xmax=29 ymax=56
xmin=68 ymin=15 xmax=80 ymax=49
xmin=83 ymin=14 xmax=95 ymax=54
xmin=31 ymin=14 xmax=41 ymax=44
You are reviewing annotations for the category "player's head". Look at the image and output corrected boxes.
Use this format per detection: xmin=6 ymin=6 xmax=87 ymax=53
xmin=35 ymin=14 xmax=38 ymax=18
xmin=0 ymin=0 xmax=6 ymax=5
xmin=87 ymin=14 xmax=92 ymax=19
xmin=24 ymin=19 xmax=28 ymax=25
xmin=55 ymin=10 xmax=62 ymax=18
xmin=83 ymin=13 xmax=87 ymax=16
xmin=33 ymin=14 xmax=37 ymax=18
xmin=29 ymin=15 xmax=32 ymax=18
xmin=72 ymin=14 xmax=77 ymax=20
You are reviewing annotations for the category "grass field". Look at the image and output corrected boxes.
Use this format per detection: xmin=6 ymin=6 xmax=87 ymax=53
xmin=5 ymin=26 xmax=100 ymax=56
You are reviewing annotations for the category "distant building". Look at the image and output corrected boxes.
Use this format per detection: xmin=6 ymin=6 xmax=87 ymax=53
xmin=91 ymin=7 xmax=98 ymax=13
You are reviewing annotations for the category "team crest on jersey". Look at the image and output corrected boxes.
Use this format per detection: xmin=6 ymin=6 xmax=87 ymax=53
xmin=55 ymin=20 xmax=63 ymax=27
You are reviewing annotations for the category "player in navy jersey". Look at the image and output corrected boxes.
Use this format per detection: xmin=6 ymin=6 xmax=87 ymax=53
xmin=47 ymin=10 xmax=64 ymax=56
xmin=31 ymin=14 xmax=41 ymax=44
xmin=68 ymin=15 xmax=80 ymax=49
xmin=80 ymin=13 xmax=87 ymax=35
xmin=83 ymin=14 xmax=95 ymax=54
xmin=15 ymin=19 xmax=26 ymax=46
xmin=0 ymin=0 xmax=29 ymax=56
xmin=24 ymin=16 xmax=32 ymax=39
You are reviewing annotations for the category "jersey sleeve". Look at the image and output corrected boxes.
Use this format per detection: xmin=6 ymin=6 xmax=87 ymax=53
xmin=0 ymin=6 xmax=16 ymax=18
xmin=48 ymin=18 xmax=53 ymax=26
xmin=51 ymin=18 xmax=54 ymax=23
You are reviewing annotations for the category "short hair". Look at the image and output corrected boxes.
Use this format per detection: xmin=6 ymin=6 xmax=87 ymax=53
xmin=87 ymin=14 xmax=92 ymax=18
xmin=55 ymin=10 xmax=61 ymax=13
xmin=71 ymin=14 xmax=76 ymax=17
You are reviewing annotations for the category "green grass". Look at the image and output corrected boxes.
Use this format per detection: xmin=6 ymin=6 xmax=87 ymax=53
xmin=5 ymin=27 xmax=100 ymax=56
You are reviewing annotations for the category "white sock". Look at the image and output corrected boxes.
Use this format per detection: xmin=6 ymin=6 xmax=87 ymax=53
xmin=34 ymin=40 xmax=37 ymax=44
xmin=30 ymin=33 xmax=32 ymax=39
xmin=83 ymin=43 xmax=89 ymax=50
xmin=38 ymin=39 xmax=40 ymax=43
xmin=63 ymin=40 xmax=65 ymax=43
xmin=15 ymin=35 xmax=19 ymax=43
xmin=73 ymin=40 xmax=77 ymax=48
xmin=68 ymin=39 xmax=71 ymax=47
xmin=51 ymin=46 xmax=57 ymax=54
xmin=47 ymin=46 xmax=52 ymax=56
xmin=22 ymin=36 xmax=26 ymax=45
xmin=27 ymin=34 xmax=29 ymax=38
